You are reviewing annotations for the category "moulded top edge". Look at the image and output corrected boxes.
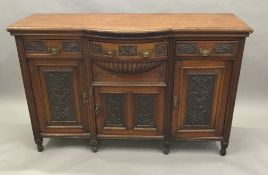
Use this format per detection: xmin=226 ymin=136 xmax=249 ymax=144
xmin=6 ymin=13 xmax=254 ymax=34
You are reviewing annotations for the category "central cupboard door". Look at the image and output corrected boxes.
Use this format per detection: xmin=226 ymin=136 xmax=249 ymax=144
xmin=94 ymin=86 xmax=165 ymax=137
xmin=172 ymin=60 xmax=232 ymax=139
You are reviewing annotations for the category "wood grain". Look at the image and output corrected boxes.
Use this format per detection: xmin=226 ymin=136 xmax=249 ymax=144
xmin=7 ymin=14 xmax=253 ymax=155
xmin=7 ymin=13 xmax=253 ymax=34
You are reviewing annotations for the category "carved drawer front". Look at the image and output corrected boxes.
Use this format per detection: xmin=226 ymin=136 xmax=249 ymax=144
xmin=172 ymin=60 xmax=232 ymax=139
xmin=28 ymin=60 xmax=89 ymax=134
xmin=90 ymin=41 xmax=167 ymax=74
xmin=94 ymin=86 xmax=165 ymax=137
xmin=24 ymin=40 xmax=82 ymax=57
xmin=176 ymin=41 xmax=237 ymax=58
xmin=90 ymin=41 xmax=167 ymax=59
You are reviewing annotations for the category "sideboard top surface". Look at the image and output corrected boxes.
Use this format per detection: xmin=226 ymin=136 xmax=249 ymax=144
xmin=7 ymin=13 xmax=253 ymax=34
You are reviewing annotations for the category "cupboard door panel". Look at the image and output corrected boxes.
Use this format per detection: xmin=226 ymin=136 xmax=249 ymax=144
xmin=134 ymin=94 xmax=156 ymax=127
xmin=45 ymin=71 xmax=76 ymax=122
xmin=94 ymin=86 xmax=164 ymax=137
xmin=172 ymin=60 xmax=232 ymax=139
xmin=28 ymin=60 xmax=89 ymax=133
xmin=94 ymin=89 xmax=127 ymax=133
xmin=184 ymin=73 xmax=216 ymax=126
xmin=105 ymin=94 xmax=125 ymax=127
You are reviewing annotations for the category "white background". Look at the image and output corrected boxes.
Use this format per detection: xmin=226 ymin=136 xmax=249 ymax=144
xmin=0 ymin=0 xmax=268 ymax=175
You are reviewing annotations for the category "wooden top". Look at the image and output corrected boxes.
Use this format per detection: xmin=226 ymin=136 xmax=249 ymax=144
xmin=7 ymin=13 xmax=253 ymax=34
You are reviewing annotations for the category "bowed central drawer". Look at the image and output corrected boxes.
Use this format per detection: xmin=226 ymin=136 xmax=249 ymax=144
xmin=90 ymin=41 xmax=168 ymax=59
xmin=90 ymin=41 xmax=168 ymax=75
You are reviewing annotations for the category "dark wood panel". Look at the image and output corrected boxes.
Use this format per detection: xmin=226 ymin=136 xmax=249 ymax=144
xmin=184 ymin=73 xmax=216 ymax=126
xmin=134 ymin=94 xmax=156 ymax=127
xmin=104 ymin=94 xmax=125 ymax=127
xmin=45 ymin=71 xmax=76 ymax=122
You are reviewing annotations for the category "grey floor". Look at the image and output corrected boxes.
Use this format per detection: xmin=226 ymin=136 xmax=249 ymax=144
xmin=0 ymin=99 xmax=268 ymax=175
xmin=0 ymin=125 xmax=268 ymax=175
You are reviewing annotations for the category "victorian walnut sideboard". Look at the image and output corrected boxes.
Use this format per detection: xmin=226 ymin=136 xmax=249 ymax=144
xmin=7 ymin=14 xmax=253 ymax=155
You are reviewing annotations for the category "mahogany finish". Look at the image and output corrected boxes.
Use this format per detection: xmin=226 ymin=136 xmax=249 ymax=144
xmin=7 ymin=13 xmax=252 ymax=155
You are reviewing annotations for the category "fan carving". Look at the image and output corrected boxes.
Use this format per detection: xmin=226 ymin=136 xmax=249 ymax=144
xmin=92 ymin=59 xmax=165 ymax=74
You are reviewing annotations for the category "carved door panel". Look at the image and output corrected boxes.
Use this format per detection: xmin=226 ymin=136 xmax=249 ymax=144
xmin=172 ymin=60 xmax=232 ymax=139
xmin=28 ymin=59 xmax=89 ymax=133
xmin=94 ymin=86 xmax=165 ymax=137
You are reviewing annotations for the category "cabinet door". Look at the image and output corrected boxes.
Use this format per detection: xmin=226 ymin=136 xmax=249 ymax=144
xmin=94 ymin=86 xmax=165 ymax=137
xmin=28 ymin=60 xmax=89 ymax=134
xmin=172 ymin=60 xmax=232 ymax=139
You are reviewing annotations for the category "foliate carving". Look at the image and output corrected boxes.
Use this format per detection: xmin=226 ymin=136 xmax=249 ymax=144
xmin=155 ymin=43 xmax=167 ymax=56
xmin=62 ymin=41 xmax=81 ymax=52
xmin=91 ymin=43 xmax=102 ymax=54
xmin=93 ymin=59 xmax=164 ymax=74
xmin=25 ymin=41 xmax=45 ymax=52
xmin=105 ymin=94 xmax=124 ymax=126
xmin=177 ymin=43 xmax=198 ymax=54
xmin=214 ymin=43 xmax=234 ymax=54
xmin=135 ymin=95 xmax=155 ymax=127
xmin=177 ymin=43 xmax=234 ymax=55
xmin=45 ymin=71 xmax=75 ymax=121
xmin=119 ymin=45 xmax=138 ymax=56
xmin=185 ymin=74 xmax=215 ymax=125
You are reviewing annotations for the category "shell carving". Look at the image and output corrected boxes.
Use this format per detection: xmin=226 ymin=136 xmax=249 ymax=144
xmin=92 ymin=59 xmax=165 ymax=74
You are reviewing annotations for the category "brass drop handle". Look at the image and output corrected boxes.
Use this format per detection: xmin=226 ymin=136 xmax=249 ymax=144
xmin=104 ymin=50 xmax=116 ymax=58
xmin=48 ymin=47 xmax=61 ymax=55
xmin=141 ymin=50 xmax=153 ymax=58
xmin=173 ymin=96 xmax=179 ymax=109
xmin=95 ymin=104 xmax=100 ymax=115
xmin=199 ymin=48 xmax=212 ymax=57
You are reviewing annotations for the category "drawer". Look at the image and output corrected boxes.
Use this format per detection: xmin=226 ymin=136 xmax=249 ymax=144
xmin=90 ymin=41 xmax=168 ymax=59
xmin=24 ymin=40 xmax=82 ymax=57
xmin=176 ymin=41 xmax=238 ymax=57
xmin=90 ymin=41 xmax=167 ymax=75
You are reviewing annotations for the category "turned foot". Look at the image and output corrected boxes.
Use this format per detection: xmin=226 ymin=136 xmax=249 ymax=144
xmin=92 ymin=144 xmax=98 ymax=153
xmin=163 ymin=142 xmax=170 ymax=155
xmin=37 ymin=144 xmax=44 ymax=152
xmin=90 ymin=139 xmax=98 ymax=153
xmin=34 ymin=137 xmax=44 ymax=152
xmin=220 ymin=141 xmax=228 ymax=156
